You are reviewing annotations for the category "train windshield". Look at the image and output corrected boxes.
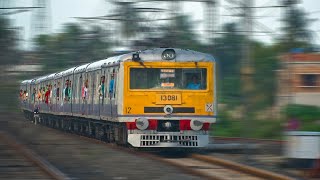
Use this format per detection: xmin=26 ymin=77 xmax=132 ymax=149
xmin=130 ymin=68 xmax=207 ymax=90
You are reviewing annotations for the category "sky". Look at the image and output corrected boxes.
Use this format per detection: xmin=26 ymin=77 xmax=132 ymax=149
xmin=6 ymin=0 xmax=320 ymax=49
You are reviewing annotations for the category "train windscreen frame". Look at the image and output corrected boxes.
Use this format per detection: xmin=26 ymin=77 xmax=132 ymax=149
xmin=129 ymin=68 xmax=207 ymax=90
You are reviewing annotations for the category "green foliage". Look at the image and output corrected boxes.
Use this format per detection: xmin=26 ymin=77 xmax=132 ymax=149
xmin=158 ymin=15 xmax=203 ymax=50
xmin=250 ymin=120 xmax=284 ymax=139
xmin=214 ymin=23 xmax=243 ymax=105
xmin=279 ymin=7 xmax=314 ymax=51
xmin=282 ymin=104 xmax=320 ymax=132
xmin=284 ymin=104 xmax=320 ymax=122
xmin=301 ymin=123 xmax=320 ymax=132
xmin=211 ymin=111 xmax=242 ymax=137
xmin=211 ymin=111 xmax=284 ymax=139
xmin=118 ymin=2 xmax=142 ymax=38
xmin=0 ymin=16 xmax=20 ymax=65
xmin=252 ymin=42 xmax=279 ymax=109
xmin=34 ymin=23 xmax=110 ymax=73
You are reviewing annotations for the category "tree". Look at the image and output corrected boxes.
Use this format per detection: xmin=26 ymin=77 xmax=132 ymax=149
xmin=252 ymin=42 xmax=278 ymax=109
xmin=0 ymin=16 xmax=20 ymax=65
xmin=279 ymin=6 xmax=314 ymax=51
xmin=0 ymin=16 xmax=22 ymax=113
xmin=213 ymin=23 xmax=243 ymax=104
xmin=34 ymin=23 xmax=110 ymax=73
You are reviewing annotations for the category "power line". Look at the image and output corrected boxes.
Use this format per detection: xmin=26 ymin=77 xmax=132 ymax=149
xmin=0 ymin=9 xmax=30 ymax=16
xmin=0 ymin=7 xmax=42 ymax=9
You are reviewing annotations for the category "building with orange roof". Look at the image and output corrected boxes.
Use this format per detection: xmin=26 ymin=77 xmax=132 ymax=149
xmin=276 ymin=53 xmax=320 ymax=108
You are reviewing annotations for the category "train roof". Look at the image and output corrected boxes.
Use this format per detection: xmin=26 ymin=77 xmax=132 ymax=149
xmin=118 ymin=48 xmax=215 ymax=62
xmin=74 ymin=63 xmax=91 ymax=74
xmin=85 ymin=48 xmax=215 ymax=71
xmin=86 ymin=54 xmax=128 ymax=72
xmin=21 ymin=80 xmax=31 ymax=85
xmin=22 ymin=48 xmax=215 ymax=84
xmin=55 ymin=66 xmax=77 ymax=79
xmin=46 ymin=73 xmax=56 ymax=81
xmin=35 ymin=75 xmax=49 ymax=83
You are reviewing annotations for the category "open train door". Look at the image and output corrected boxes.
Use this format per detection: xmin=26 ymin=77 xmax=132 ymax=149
xmin=110 ymin=68 xmax=117 ymax=118
xmin=99 ymin=67 xmax=106 ymax=118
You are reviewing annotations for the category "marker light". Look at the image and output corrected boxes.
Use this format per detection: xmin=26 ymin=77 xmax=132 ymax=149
xmin=136 ymin=117 xmax=149 ymax=130
xmin=190 ymin=120 xmax=203 ymax=131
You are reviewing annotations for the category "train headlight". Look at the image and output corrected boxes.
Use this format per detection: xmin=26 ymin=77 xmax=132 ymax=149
xmin=132 ymin=53 xmax=141 ymax=61
xmin=190 ymin=120 xmax=203 ymax=131
xmin=162 ymin=121 xmax=172 ymax=129
xmin=163 ymin=105 xmax=173 ymax=114
xmin=161 ymin=49 xmax=176 ymax=60
xmin=136 ymin=117 xmax=149 ymax=130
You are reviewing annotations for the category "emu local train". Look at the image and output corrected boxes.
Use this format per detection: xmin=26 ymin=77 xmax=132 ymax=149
xmin=20 ymin=48 xmax=217 ymax=148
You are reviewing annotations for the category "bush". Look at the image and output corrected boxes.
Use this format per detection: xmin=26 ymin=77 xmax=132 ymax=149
xmin=211 ymin=111 xmax=283 ymax=139
xmin=283 ymin=104 xmax=320 ymax=122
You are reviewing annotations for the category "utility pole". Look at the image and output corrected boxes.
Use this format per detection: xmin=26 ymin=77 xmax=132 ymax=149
xmin=281 ymin=0 xmax=299 ymax=108
xmin=240 ymin=0 xmax=254 ymax=163
xmin=204 ymin=0 xmax=216 ymax=46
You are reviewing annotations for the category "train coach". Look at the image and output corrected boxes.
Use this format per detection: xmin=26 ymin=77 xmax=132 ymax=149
xmin=19 ymin=48 xmax=217 ymax=148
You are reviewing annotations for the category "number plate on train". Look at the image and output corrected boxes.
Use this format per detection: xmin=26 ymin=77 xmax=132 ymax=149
xmin=156 ymin=94 xmax=181 ymax=104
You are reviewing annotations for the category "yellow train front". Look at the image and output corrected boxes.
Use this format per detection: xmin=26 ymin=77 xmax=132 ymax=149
xmin=122 ymin=48 xmax=217 ymax=148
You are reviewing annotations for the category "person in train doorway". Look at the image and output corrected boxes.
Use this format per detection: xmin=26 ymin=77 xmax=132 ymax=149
xmin=56 ymin=82 xmax=60 ymax=101
xmin=109 ymin=75 xmax=114 ymax=99
xmin=37 ymin=89 xmax=42 ymax=102
xmin=82 ymin=79 xmax=88 ymax=101
xmin=19 ymin=89 xmax=23 ymax=100
xmin=32 ymin=88 xmax=36 ymax=104
xmin=81 ymin=79 xmax=88 ymax=115
xmin=45 ymin=85 xmax=51 ymax=105
xmin=187 ymin=75 xmax=201 ymax=90
xmin=64 ymin=80 xmax=70 ymax=102
xmin=98 ymin=76 xmax=105 ymax=99
xmin=23 ymin=90 xmax=27 ymax=102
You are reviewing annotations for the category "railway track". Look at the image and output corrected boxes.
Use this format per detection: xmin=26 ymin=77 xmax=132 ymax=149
xmin=2 ymin=114 xmax=203 ymax=180
xmin=0 ymin=131 xmax=70 ymax=180
xmin=61 ymin=129 xmax=294 ymax=180
xmin=211 ymin=136 xmax=285 ymax=144
xmin=151 ymin=152 xmax=294 ymax=180
xmin=1 ymin=113 xmax=297 ymax=180
xmin=61 ymin=134 xmax=294 ymax=180
xmin=209 ymin=136 xmax=320 ymax=179
xmin=27 ymin=121 xmax=295 ymax=180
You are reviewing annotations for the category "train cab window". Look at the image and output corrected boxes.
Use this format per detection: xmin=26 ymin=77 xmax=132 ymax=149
xmin=130 ymin=68 xmax=207 ymax=90
xmin=183 ymin=69 xmax=207 ymax=90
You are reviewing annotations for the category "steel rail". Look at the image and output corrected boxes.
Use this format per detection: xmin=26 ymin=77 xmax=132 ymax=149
xmin=0 ymin=131 xmax=71 ymax=180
